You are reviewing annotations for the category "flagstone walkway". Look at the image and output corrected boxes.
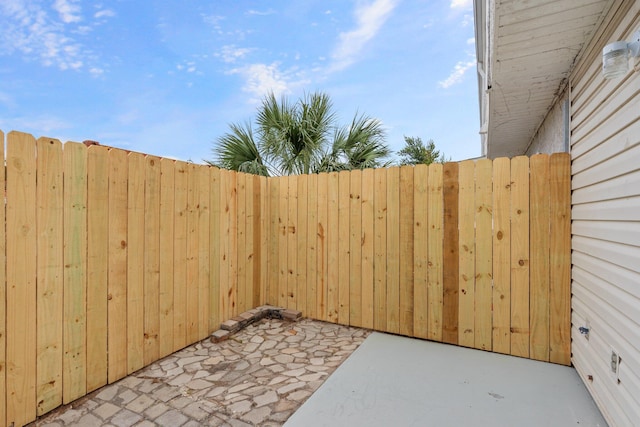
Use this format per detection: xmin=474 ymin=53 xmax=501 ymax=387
xmin=30 ymin=318 xmax=370 ymax=427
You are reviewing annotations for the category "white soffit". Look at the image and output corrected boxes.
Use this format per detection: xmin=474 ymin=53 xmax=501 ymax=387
xmin=484 ymin=0 xmax=613 ymax=158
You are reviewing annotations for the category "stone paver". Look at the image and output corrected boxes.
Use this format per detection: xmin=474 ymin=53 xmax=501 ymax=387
xmin=29 ymin=316 xmax=369 ymax=427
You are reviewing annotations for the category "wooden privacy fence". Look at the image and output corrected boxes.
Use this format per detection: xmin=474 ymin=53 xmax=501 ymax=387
xmin=265 ymin=154 xmax=571 ymax=366
xmin=1 ymin=131 xmax=267 ymax=427
xmin=0 ymin=130 xmax=571 ymax=427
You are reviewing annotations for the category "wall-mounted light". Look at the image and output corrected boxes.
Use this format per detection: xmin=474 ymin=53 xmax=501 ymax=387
xmin=603 ymin=30 xmax=640 ymax=79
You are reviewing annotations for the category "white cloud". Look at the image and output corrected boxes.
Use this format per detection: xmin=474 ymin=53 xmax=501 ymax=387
xmin=450 ymin=0 xmax=472 ymax=10
xmin=228 ymin=62 xmax=311 ymax=102
xmin=461 ymin=13 xmax=473 ymax=27
xmin=202 ymin=14 xmax=224 ymax=34
xmin=174 ymin=60 xmax=200 ymax=75
xmin=230 ymin=63 xmax=291 ymax=100
xmin=438 ymin=59 xmax=475 ymax=88
xmin=247 ymin=9 xmax=275 ymax=16
xmin=53 ymin=0 xmax=81 ymax=23
xmin=0 ymin=0 xmax=105 ymax=72
xmin=330 ymin=0 xmax=398 ymax=72
xmin=218 ymin=45 xmax=252 ymax=63
xmin=94 ymin=9 xmax=115 ymax=19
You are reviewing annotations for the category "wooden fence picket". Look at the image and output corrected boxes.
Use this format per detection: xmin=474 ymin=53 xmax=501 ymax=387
xmin=399 ymin=166 xmax=415 ymax=337
xmin=474 ymin=159 xmax=493 ymax=351
xmin=510 ymin=156 xmax=530 ymax=358
xmin=427 ymin=164 xmax=444 ymax=343
xmin=458 ymin=160 xmax=475 ymax=347
xmin=143 ymin=155 xmax=161 ymax=366
xmin=36 ymin=137 xmax=64 ymax=414
xmin=492 ymin=157 xmax=511 ymax=354
xmin=107 ymin=148 xmax=128 ymax=383
xmin=159 ymin=158 xmax=176 ymax=358
xmin=349 ymin=170 xmax=363 ymax=327
xmin=413 ymin=164 xmax=428 ymax=339
xmin=6 ymin=131 xmax=38 ymax=427
xmin=386 ymin=167 xmax=400 ymax=334
xmin=323 ymin=172 xmax=336 ymax=323
xmin=86 ymin=144 xmax=109 ymax=393
xmin=442 ymin=162 xmax=459 ymax=345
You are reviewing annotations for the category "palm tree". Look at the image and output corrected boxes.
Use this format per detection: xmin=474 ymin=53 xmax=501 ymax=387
xmin=397 ymin=136 xmax=446 ymax=166
xmin=210 ymin=91 xmax=390 ymax=176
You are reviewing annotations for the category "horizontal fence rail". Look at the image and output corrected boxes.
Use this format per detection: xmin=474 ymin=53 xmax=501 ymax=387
xmin=0 ymin=130 xmax=571 ymax=426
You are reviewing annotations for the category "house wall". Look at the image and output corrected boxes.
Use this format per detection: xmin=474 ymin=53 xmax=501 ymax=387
xmin=525 ymin=92 xmax=569 ymax=155
xmin=568 ymin=0 xmax=640 ymax=425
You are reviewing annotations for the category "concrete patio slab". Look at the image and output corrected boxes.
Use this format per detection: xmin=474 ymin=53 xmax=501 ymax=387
xmin=285 ymin=332 xmax=607 ymax=427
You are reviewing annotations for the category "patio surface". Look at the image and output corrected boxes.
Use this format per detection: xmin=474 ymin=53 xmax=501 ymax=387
xmin=285 ymin=332 xmax=608 ymax=427
xmin=30 ymin=318 xmax=607 ymax=427
xmin=30 ymin=318 xmax=369 ymax=427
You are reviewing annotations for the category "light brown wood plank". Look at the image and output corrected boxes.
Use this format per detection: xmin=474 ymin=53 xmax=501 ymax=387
xmin=361 ymin=168 xmax=375 ymax=330
xmin=349 ymin=170 xmax=362 ymax=327
xmin=236 ymin=173 xmax=247 ymax=313
xmin=198 ymin=166 xmax=211 ymax=339
xmin=266 ymin=178 xmax=279 ymax=306
xmin=127 ymin=152 xmax=145 ymax=374
xmin=549 ymin=153 xmax=571 ymax=366
xmin=6 ymin=131 xmax=38 ymax=426
xmin=413 ymin=164 xmax=429 ymax=339
xmin=185 ymin=164 xmax=199 ymax=344
xmin=492 ymin=157 xmax=511 ymax=354
xmin=529 ymin=155 xmax=550 ymax=362
xmin=245 ymin=175 xmax=255 ymax=311
xmin=227 ymin=171 xmax=239 ymax=317
xmin=399 ymin=166 xmax=414 ymax=337
xmin=159 ymin=159 xmax=176 ymax=357
xmin=306 ymin=174 xmax=318 ymax=319
xmin=458 ymin=160 xmax=475 ymax=347
xmin=278 ymin=177 xmax=289 ymax=307
xmin=427 ymin=164 xmax=444 ymax=342
xmin=209 ymin=168 xmax=221 ymax=330
xmin=144 ymin=156 xmax=161 ymax=366
xmin=217 ymin=169 xmax=231 ymax=322
xmin=510 ymin=156 xmax=530 ymax=358
xmin=338 ymin=171 xmax=351 ymax=325
xmin=258 ymin=176 xmax=268 ymax=307
xmin=173 ymin=161 xmax=188 ymax=350
xmin=85 ymin=144 xmax=109 ymax=393
xmin=474 ymin=159 xmax=493 ymax=351
xmin=373 ymin=168 xmax=387 ymax=332
xmin=63 ymin=142 xmax=88 ymax=403
xmin=386 ymin=167 xmax=400 ymax=334
xmin=316 ymin=173 xmax=330 ymax=322
xmin=287 ymin=176 xmax=298 ymax=309
xmin=36 ymin=137 xmax=64 ymax=414
xmin=442 ymin=162 xmax=459 ymax=345
xmin=107 ymin=149 xmax=128 ymax=382
xmin=297 ymin=175 xmax=308 ymax=314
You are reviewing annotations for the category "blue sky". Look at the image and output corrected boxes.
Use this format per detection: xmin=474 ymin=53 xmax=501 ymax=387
xmin=0 ymin=0 xmax=480 ymax=164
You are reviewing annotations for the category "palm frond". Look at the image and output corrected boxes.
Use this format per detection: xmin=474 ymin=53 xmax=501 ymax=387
xmin=213 ymin=122 xmax=269 ymax=176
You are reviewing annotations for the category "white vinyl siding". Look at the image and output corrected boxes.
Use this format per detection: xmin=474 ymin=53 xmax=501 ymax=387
xmin=570 ymin=0 xmax=640 ymax=425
